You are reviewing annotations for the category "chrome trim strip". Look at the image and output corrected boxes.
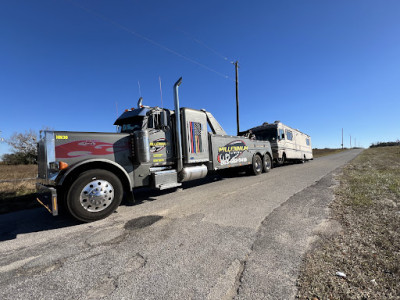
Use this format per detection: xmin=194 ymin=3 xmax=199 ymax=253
xmin=45 ymin=131 xmax=55 ymax=173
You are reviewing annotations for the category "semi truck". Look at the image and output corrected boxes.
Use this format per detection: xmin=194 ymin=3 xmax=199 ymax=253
xmin=36 ymin=78 xmax=273 ymax=222
xmin=242 ymin=121 xmax=313 ymax=164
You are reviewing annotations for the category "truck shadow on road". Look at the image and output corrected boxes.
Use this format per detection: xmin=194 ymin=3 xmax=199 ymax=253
xmin=0 ymin=172 xmax=248 ymax=242
xmin=0 ymin=208 xmax=80 ymax=242
xmin=130 ymin=172 xmax=230 ymax=203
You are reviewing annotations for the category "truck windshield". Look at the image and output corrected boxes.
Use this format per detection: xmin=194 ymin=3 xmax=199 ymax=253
xmin=254 ymin=128 xmax=277 ymax=141
xmin=118 ymin=118 xmax=144 ymax=133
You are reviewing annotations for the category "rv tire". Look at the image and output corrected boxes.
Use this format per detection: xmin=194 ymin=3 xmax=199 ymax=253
xmin=279 ymin=154 xmax=286 ymax=165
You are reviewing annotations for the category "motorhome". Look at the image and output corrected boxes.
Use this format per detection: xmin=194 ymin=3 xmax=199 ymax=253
xmin=244 ymin=121 xmax=313 ymax=164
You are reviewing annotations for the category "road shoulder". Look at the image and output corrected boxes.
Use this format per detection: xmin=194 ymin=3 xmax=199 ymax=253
xmin=235 ymin=170 xmax=341 ymax=299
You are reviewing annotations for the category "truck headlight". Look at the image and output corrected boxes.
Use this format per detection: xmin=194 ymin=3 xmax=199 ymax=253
xmin=49 ymin=161 xmax=69 ymax=171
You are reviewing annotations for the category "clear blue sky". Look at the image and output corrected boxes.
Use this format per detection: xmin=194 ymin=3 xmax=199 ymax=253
xmin=1 ymin=0 xmax=399 ymax=157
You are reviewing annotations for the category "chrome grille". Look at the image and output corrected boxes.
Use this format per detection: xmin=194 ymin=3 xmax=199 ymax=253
xmin=37 ymin=138 xmax=47 ymax=179
xmin=36 ymin=131 xmax=55 ymax=183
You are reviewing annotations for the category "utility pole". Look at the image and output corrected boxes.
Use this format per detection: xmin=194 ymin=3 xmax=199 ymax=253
xmin=350 ymin=135 xmax=352 ymax=148
xmin=341 ymin=128 xmax=343 ymax=149
xmin=233 ymin=60 xmax=240 ymax=135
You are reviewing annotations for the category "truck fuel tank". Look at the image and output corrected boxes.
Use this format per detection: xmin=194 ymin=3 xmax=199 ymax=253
xmin=179 ymin=164 xmax=208 ymax=182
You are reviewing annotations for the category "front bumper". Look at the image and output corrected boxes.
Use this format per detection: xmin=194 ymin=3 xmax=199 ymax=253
xmin=36 ymin=183 xmax=58 ymax=216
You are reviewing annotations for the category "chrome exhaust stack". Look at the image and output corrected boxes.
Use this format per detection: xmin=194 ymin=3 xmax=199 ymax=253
xmin=173 ymin=77 xmax=183 ymax=173
xmin=137 ymin=97 xmax=143 ymax=108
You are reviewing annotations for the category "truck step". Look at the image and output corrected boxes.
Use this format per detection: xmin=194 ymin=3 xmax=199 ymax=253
xmin=152 ymin=170 xmax=181 ymax=190
xmin=158 ymin=182 xmax=182 ymax=190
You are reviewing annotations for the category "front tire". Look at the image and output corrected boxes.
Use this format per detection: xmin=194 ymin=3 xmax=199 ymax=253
xmin=66 ymin=169 xmax=123 ymax=222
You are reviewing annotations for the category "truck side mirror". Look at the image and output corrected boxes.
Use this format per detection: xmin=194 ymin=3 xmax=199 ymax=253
xmin=160 ymin=110 xmax=169 ymax=129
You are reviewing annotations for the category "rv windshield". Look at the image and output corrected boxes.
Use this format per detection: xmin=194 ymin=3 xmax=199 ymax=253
xmin=254 ymin=128 xmax=277 ymax=142
xmin=118 ymin=117 xmax=144 ymax=133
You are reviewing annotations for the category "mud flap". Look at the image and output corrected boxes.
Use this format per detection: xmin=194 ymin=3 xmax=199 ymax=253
xmin=36 ymin=183 xmax=58 ymax=216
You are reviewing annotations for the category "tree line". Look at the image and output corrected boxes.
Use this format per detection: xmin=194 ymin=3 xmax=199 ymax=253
xmin=370 ymin=140 xmax=400 ymax=148
xmin=1 ymin=130 xmax=38 ymax=165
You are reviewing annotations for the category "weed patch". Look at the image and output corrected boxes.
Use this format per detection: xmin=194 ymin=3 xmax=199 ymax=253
xmin=297 ymin=146 xmax=400 ymax=299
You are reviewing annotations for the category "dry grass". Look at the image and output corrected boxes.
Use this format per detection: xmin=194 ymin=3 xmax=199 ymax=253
xmin=0 ymin=180 xmax=36 ymax=198
xmin=0 ymin=164 xmax=37 ymax=180
xmin=297 ymin=146 xmax=400 ymax=299
xmin=0 ymin=164 xmax=38 ymax=213
xmin=313 ymin=148 xmax=349 ymax=158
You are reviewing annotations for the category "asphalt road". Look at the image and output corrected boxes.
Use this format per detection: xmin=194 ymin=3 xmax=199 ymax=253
xmin=0 ymin=149 xmax=362 ymax=300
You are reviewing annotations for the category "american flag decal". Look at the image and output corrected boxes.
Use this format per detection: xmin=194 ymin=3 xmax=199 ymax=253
xmin=188 ymin=121 xmax=203 ymax=153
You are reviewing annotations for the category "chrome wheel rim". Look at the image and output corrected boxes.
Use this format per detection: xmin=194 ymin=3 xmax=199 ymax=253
xmin=255 ymin=157 xmax=262 ymax=172
xmin=80 ymin=180 xmax=114 ymax=212
xmin=265 ymin=157 xmax=271 ymax=170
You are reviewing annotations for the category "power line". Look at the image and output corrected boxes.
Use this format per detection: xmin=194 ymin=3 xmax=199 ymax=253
xmin=66 ymin=0 xmax=234 ymax=81
xmin=178 ymin=29 xmax=230 ymax=62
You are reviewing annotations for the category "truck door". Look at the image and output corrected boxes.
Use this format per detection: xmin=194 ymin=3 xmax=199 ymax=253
xmin=147 ymin=111 xmax=175 ymax=166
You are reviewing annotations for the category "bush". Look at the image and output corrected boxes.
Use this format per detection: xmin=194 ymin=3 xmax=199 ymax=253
xmin=370 ymin=140 xmax=400 ymax=148
xmin=1 ymin=152 xmax=36 ymax=165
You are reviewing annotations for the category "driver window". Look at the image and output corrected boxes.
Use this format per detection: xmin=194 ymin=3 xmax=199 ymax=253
xmin=147 ymin=115 xmax=154 ymax=129
xmin=279 ymin=129 xmax=285 ymax=140
xmin=147 ymin=113 xmax=164 ymax=129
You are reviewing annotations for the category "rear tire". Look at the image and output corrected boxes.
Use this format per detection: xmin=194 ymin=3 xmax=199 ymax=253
xmin=251 ymin=154 xmax=263 ymax=175
xmin=278 ymin=154 xmax=286 ymax=166
xmin=262 ymin=154 xmax=272 ymax=173
xmin=66 ymin=169 xmax=123 ymax=222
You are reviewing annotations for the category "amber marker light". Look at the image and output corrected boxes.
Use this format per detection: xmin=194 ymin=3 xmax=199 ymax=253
xmin=59 ymin=161 xmax=69 ymax=170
